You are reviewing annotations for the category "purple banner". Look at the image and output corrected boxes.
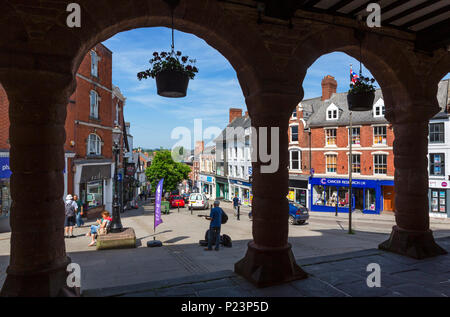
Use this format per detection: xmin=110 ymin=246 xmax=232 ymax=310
xmin=154 ymin=178 xmax=164 ymax=229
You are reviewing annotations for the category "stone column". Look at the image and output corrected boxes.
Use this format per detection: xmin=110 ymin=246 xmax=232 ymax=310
xmin=379 ymin=105 xmax=447 ymax=259
xmin=235 ymin=93 xmax=307 ymax=287
xmin=0 ymin=71 xmax=78 ymax=296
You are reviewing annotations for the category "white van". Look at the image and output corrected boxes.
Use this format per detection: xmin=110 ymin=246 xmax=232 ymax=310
xmin=189 ymin=193 xmax=209 ymax=210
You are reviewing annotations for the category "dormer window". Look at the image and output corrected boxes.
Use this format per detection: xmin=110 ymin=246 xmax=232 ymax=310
xmin=326 ymin=104 xmax=339 ymax=120
xmin=373 ymin=98 xmax=385 ymax=118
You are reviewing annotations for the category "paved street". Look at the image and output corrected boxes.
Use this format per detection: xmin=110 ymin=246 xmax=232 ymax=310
xmin=1 ymin=200 xmax=450 ymax=295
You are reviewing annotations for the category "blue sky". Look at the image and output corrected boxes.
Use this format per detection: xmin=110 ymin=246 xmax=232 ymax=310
xmin=103 ymin=27 xmax=449 ymax=150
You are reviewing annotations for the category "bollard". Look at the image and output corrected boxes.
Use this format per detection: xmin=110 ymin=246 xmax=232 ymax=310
xmin=237 ymin=205 xmax=240 ymax=221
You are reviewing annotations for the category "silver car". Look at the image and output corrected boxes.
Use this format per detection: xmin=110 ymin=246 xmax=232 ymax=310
xmin=189 ymin=193 xmax=210 ymax=210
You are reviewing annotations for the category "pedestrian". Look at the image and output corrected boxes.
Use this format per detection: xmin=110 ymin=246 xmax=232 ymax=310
xmin=74 ymin=195 xmax=84 ymax=227
xmin=64 ymin=194 xmax=77 ymax=238
xmin=204 ymin=200 xmax=223 ymax=251
xmin=232 ymin=195 xmax=240 ymax=217
xmin=144 ymin=190 xmax=148 ymax=201
xmin=85 ymin=211 xmax=112 ymax=247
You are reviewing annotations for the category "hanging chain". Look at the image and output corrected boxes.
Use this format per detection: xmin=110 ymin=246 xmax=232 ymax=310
xmin=171 ymin=8 xmax=175 ymax=55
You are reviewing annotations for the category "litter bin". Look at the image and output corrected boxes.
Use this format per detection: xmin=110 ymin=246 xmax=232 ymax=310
xmin=161 ymin=201 xmax=170 ymax=214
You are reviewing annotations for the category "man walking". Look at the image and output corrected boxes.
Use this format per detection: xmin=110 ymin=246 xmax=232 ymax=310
xmin=232 ymin=195 xmax=240 ymax=217
xmin=64 ymin=194 xmax=77 ymax=238
xmin=205 ymin=200 xmax=222 ymax=251
xmin=74 ymin=195 xmax=84 ymax=227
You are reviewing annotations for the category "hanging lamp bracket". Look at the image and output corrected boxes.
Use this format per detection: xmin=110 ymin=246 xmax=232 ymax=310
xmin=163 ymin=0 xmax=180 ymax=11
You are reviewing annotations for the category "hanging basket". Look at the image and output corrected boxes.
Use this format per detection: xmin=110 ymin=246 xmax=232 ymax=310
xmin=347 ymin=91 xmax=375 ymax=112
xmin=156 ymin=70 xmax=190 ymax=98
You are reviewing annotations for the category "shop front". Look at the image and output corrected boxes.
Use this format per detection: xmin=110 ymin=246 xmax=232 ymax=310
xmin=0 ymin=156 xmax=11 ymax=232
xmin=288 ymin=176 xmax=309 ymax=209
xmin=229 ymin=179 xmax=252 ymax=206
xmin=199 ymin=174 xmax=215 ymax=199
xmin=429 ymin=179 xmax=450 ymax=218
xmin=74 ymin=162 xmax=113 ymax=219
xmin=215 ymin=176 xmax=229 ymax=200
xmin=309 ymin=177 xmax=392 ymax=214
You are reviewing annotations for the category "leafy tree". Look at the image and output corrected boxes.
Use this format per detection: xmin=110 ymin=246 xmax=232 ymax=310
xmin=145 ymin=150 xmax=191 ymax=193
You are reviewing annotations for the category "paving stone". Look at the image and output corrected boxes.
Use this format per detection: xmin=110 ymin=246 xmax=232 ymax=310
xmin=390 ymin=269 xmax=446 ymax=286
xmin=155 ymin=285 xmax=196 ymax=297
xmin=191 ymin=278 xmax=235 ymax=291
xmin=389 ymin=283 xmax=447 ymax=297
xmin=313 ymin=269 xmax=363 ymax=286
xmin=290 ymin=276 xmax=349 ymax=297
xmin=335 ymin=280 xmax=392 ymax=297
xmin=197 ymin=286 xmax=251 ymax=297
xmin=249 ymin=283 xmax=303 ymax=297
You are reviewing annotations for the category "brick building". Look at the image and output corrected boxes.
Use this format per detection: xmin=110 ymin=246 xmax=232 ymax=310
xmin=288 ymin=75 xmax=395 ymax=214
xmin=0 ymin=43 xmax=127 ymax=223
xmin=66 ymin=44 xmax=127 ymax=218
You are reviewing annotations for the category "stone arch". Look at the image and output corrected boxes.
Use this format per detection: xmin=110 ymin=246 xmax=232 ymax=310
xmin=59 ymin=0 xmax=274 ymax=101
xmin=289 ymin=25 xmax=432 ymax=120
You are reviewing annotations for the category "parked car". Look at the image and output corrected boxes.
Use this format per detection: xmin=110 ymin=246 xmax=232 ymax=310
xmin=168 ymin=195 xmax=185 ymax=208
xmin=181 ymin=193 xmax=190 ymax=203
xmin=188 ymin=193 xmax=209 ymax=210
xmin=288 ymin=202 xmax=309 ymax=225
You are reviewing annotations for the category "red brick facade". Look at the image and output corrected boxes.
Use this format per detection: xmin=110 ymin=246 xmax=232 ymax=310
xmin=0 ymin=83 xmax=9 ymax=150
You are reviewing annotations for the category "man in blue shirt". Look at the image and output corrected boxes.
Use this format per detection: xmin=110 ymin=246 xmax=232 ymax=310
xmin=205 ymin=200 xmax=222 ymax=251
xmin=232 ymin=196 xmax=240 ymax=217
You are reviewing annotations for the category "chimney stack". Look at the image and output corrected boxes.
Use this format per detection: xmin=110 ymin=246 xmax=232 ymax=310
xmin=244 ymin=111 xmax=249 ymax=117
xmin=229 ymin=108 xmax=242 ymax=123
xmin=321 ymin=75 xmax=337 ymax=101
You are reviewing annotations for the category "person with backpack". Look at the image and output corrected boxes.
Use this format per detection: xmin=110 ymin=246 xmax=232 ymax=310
xmin=232 ymin=195 xmax=240 ymax=217
xmin=64 ymin=194 xmax=78 ymax=238
xmin=204 ymin=200 xmax=225 ymax=251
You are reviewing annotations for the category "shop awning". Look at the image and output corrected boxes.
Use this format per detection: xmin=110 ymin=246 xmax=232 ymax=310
xmin=80 ymin=164 xmax=111 ymax=183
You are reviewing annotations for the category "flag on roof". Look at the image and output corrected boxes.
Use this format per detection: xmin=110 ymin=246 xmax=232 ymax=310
xmin=350 ymin=65 xmax=359 ymax=84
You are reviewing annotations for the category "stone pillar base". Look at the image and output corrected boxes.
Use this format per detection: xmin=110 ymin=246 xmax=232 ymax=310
xmin=234 ymin=241 xmax=308 ymax=288
xmin=379 ymin=226 xmax=447 ymax=259
xmin=0 ymin=256 xmax=79 ymax=297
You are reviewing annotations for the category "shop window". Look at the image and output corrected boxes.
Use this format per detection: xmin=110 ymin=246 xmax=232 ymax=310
xmin=290 ymin=125 xmax=298 ymax=142
xmin=431 ymin=190 xmax=446 ymax=213
xmin=429 ymin=123 xmax=444 ymax=144
xmin=313 ymin=185 xmax=325 ymax=205
xmin=326 ymin=154 xmax=337 ymax=173
xmin=90 ymin=90 xmax=99 ymax=119
xmin=82 ymin=181 xmax=104 ymax=209
xmin=338 ymin=187 xmax=349 ymax=207
xmin=325 ymin=186 xmax=338 ymax=207
xmin=374 ymin=154 xmax=387 ymax=175
xmin=290 ymin=150 xmax=301 ymax=170
xmin=365 ymin=188 xmax=376 ymax=211
xmin=0 ymin=181 xmax=11 ymax=218
xmin=91 ymin=50 xmax=98 ymax=77
xmin=373 ymin=126 xmax=387 ymax=145
xmin=352 ymin=154 xmax=361 ymax=173
xmin=325 ymin=128 xmax=336 ymax=146
xmin=430 ymin=153 xmax=445 ymax=176
xmin=350 ymin=127 xmax=360 ymax=145
xmin=87 ymin=133 xmax=102 ymax=156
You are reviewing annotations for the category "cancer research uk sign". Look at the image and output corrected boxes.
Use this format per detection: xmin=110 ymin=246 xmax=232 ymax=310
xmin=0 ymin=157 xmax=11 ymax=179
xmin=319 ymin=177 xmax=368 ymax=187
xmin=154 ymin=178 xmax=164 ymax=229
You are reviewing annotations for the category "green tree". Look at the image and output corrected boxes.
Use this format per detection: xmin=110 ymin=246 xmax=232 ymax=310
xmin=145 ymin=150 xmax=191 ymax=193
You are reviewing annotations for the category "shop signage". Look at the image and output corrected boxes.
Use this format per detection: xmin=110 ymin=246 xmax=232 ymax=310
xmin=229 ymin=179 xmax=252 ymax=187
xmin=317 ymin=177 xmax=369 ymax=187
xmin=200 ymin=175 xmax=214 ymax=183
xmin=0 ymin=157 xmax=11 ymax=179
xmin=442 ymin=182 xmax=448 ymax=187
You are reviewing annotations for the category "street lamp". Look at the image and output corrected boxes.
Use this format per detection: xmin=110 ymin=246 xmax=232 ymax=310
xmin=111 ymin=125 xmax=123 ymax=232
